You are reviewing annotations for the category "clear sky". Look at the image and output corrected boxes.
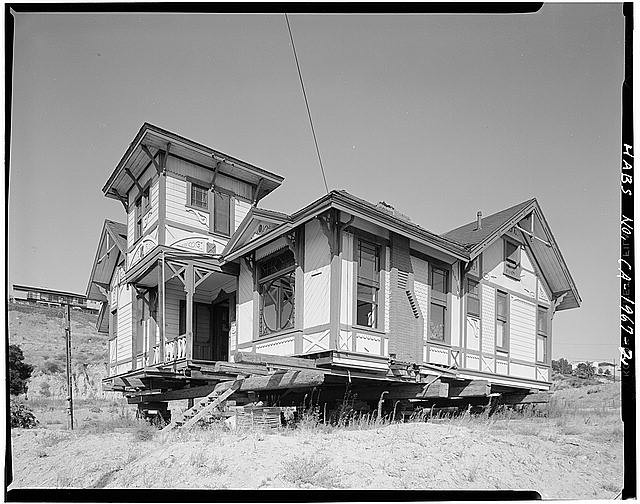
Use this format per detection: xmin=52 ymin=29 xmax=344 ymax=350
xmin=8 ymin=5 xmax=624 ymax=361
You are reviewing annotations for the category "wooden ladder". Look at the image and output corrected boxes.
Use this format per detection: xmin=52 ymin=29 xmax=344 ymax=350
xmin=160 ymin=379 xmax=243 ymax=438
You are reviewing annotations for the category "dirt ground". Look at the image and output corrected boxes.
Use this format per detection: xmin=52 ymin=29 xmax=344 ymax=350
xmin=8 ymin=381 xmax=623 ymax=498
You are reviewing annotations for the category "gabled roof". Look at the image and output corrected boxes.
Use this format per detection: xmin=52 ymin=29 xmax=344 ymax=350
xmin=103 ymin=123 xmax=284 ymax=205
xmin=86 ymin=220 xmax=128 ymax=302
xmin=222 ymin=207 xmax=292 ymax=256
xmin=442 ymin=198 xmax=581 ymax=311
xmin=443 ymin=199 xmax=536 ymax=250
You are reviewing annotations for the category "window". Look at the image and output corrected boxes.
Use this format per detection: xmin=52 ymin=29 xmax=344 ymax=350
xmin=466 ymin=279 xmax=480 ymax=318
xmin=134 ymin=187 xmax=150 ymax=241
xmin=537 ymin=306 xmax=548 ymax=363
xmin=429 ymin=266 xmax=448 ymax=341
xmin=258 ymin=249 xmax=296 ymax=336
xmin=496 ymin=291 xmax=508 ymax=352
xmin=190 ymin=183 xmax=208 ymax=210
xmin=355 ymin=239 xmax=380 ymax=328
xmin=213 ymin=191 xmax=231 ymax=236
xmin=504 ymin=239 xmax=521 ymax=279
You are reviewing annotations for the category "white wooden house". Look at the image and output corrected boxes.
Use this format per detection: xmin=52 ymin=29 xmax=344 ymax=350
xmin=87 ymin=124 xmax=581 ymax=415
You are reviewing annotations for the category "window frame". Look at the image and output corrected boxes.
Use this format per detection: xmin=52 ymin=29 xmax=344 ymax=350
xmin=536 ymin=305 xmax=549 ymax=364
xmin=257 ymin=249 xmax=297 ymax=337
xmin=187 ymin=182 xmax=209 ymax=211
xmin=134 ymin=185 xmax=151 ymax=243
xmin=428 ymin=262 xmax=450 ymax=344
xmin=495 ymin=290 xmax=509 ymax=353
xmin=466 ymin=278 xmax=480 ymax=319
xmin=354 ymin=237 xmax=381 ymax=330
xmin=503 ymin=238 xmax=522 ymax=280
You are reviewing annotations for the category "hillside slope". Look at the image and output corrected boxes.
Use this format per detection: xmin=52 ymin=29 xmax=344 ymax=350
xmin=8 ymin=303 xmax=109 ymax=397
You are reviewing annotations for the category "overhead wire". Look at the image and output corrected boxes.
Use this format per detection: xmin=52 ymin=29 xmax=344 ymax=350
xmin=284 ymin=13 xmax=329 ymax=195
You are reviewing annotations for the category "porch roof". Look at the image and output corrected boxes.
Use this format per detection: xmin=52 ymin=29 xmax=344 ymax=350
xmin=125 ymin=245 xmax=240 ymax=286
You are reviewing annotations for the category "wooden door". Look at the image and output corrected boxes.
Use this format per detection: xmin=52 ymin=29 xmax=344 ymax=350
xmin=212 ymin=300 xmax=229 ymax=361
xmin=193 ymin=302 xmax=213 ymax=360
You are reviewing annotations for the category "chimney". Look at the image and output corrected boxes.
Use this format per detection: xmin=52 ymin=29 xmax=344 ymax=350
xmin=476 ymin=211 xmax=482 ymax=231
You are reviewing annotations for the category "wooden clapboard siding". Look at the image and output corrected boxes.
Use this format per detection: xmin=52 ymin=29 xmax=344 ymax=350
xmin=127 ymin=207 xmax=135 ymax=249
xmin=410 ymin=255 xmax=429 ymax=340
xmin=165 ymin=175 xmax=210 ymax=231
xmin=481 ymin=284 xmax=495 ymax=356
xmin=234 ymin=199 xmax=251 ymax=231
xmin=450 ymin=261 xmax=461 ymax=347
xmin=509 ymin=295 xmax=536 ymax=362
xmin=303 ymin=219 xmax=331 ymax=329
xmin=164 ymin=282 xmax=184 ymax=339
xmin=482 ymin=239 xmax=537 ymax=301
xmin=148 ymin=178 xmax=159 ymax=226
xmin=237 ymin=260 xmax=254 ymax=345
xmin=116 ymin=285 xmax=133 ymax=363
xmin=340 ymin=232 xmax=354 ymax=326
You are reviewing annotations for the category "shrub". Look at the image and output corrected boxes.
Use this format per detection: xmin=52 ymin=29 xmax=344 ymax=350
xmin=10 ymin=399 xmax=38 ymax=428
xmin=9 ymin=344 xmax=34 ymax=395
xmin=43 ymin=361 xmax=63 ymax=374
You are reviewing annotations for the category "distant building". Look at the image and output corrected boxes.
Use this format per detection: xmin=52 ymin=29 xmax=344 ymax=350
xmin=11 ymin=284 xmax=100 ymax=312
xmin=597 ymin=362 xmax=616 ymax=375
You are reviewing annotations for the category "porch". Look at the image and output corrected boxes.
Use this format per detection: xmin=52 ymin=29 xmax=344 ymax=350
xmin=122 ymin=246 xmax=239 ymax=372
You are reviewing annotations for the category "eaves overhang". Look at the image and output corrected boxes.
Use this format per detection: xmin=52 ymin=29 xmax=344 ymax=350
xmin=102 ymin=123 xmax=285 ymax=204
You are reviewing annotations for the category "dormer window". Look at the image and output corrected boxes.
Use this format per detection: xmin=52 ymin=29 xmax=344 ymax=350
xmin=190 ymin=183 xmax=208 ymax=210
xmin=504 ymin=239 xmax=521 ymax=280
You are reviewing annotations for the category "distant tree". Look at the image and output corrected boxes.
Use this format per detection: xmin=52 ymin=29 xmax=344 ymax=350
xmin=9 ymin=344 xmax=34 ymax=396
xmin=574 ymin=362 xmax=596 ymax=379
xmin=552 ymin=357 xmax=572 ymax=375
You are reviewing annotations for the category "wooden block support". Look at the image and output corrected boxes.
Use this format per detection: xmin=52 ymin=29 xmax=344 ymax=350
xmin=499 ymin=391 xmax=551 ymax=405
xmin=216 ymin=369 xmax=326 ymax=393
xmin=447 ymin=379 xmax=491 ymax=398
xmin=234 ymin=351 xmax=317 ymax=369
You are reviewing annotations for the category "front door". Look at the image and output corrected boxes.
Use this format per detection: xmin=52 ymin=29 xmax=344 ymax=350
xmin=212 ymin=300 xmax=229 ymax=361
xmin=193 ymin=302 xmax=213 ymax=360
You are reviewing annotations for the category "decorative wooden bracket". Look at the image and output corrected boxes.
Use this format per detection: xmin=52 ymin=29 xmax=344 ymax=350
xmin=141 ymin=144 xmax=161 ymax=175
xmin=284 ymin=231 xmax=298 ymax=264
xmin=110 ymin=190 xmax=128 ymax=211
xmin=163 ymin=142 xmax=171 ymax=174
xmin=253 ymin=177 xmax=265 ymax=206
xmin=317 ymin=210 xmax=340 ymax=256
xmin=551 ymin=291 xmax=569 ymax=318
xmin=125 ymin=168 xmax=144 ymax=194
xmin=243 ymin=254 xmax=255 ymax=275
xmin=210 ymin=159 xmax=223 ymax=190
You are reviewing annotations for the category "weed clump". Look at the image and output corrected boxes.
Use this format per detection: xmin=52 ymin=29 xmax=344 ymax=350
xmin=280 ymin=453 xmax=339 ymax=488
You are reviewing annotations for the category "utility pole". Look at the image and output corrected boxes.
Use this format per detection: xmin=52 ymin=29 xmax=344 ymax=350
xmin=64 ymin=303 xmax=74 ymax=430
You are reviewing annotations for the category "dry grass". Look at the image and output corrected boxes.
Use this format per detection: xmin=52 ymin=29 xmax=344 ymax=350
xmin=280 ymin=453 xmax=340 ymax=488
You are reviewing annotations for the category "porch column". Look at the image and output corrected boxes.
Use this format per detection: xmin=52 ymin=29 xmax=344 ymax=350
xmin=158 ymin=257 xmax=165 ymax=362
xmin=185 ymin=262 xmax=195 ymax=360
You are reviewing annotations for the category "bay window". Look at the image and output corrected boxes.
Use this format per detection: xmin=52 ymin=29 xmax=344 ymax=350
xmin=258 ymin=249 xmax=296 ymax=336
